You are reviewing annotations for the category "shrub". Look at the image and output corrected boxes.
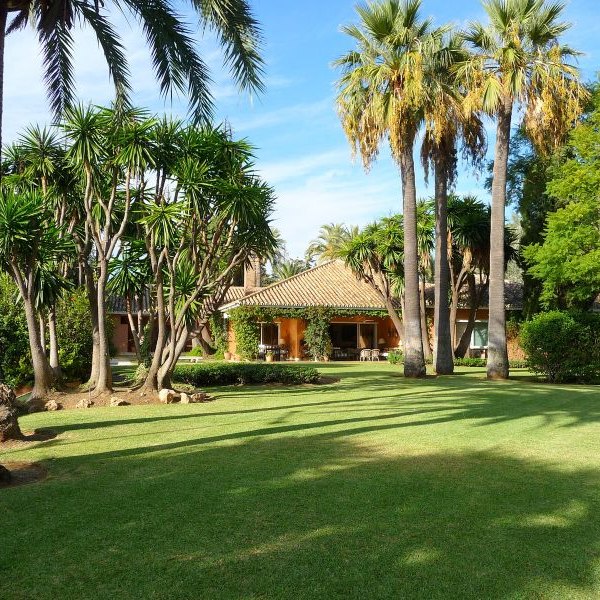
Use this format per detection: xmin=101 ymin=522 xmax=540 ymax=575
xmin=387 ymin=349 xmax=403 ymax=365
xmin=173 ymin=362 xmax=321 ymax=386
xmin=303 ymin=309 xmax=332 ymax=360
xmin=0 ymin=274 xmax=32 ymax=388
xmin=56 ymin=289 xmax=94 ymax=381
xmin=519 ymin=311 xmax=593 ymax=383
xmin=453 ymin=357 xmax=487 ymax=368
xmin=229 ymin=308 xmax=261 ymax=360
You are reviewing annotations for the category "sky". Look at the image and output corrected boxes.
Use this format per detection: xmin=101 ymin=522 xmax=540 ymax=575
xmin=4 ymin=0 xmax=600 ymax=258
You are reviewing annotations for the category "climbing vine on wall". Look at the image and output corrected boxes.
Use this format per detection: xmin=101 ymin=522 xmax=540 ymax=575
xmin=228 ymin=305 xmax=386 ymax=360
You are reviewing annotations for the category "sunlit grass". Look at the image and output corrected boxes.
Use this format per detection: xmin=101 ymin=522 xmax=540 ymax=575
xmin=2 ymin=363 xmax=600 ymax=599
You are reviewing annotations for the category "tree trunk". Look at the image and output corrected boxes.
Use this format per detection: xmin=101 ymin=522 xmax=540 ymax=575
xmin=94 ymin=262 xmax=112 ymax=394
xmin=143 ymin=277 xmax=166 ymax=391
xmin=48 ymin=304 xmax=61 ymax=377
xmin=487 ymin=99 xmax=512 ymax=380
xmin=22 ymin=295 xmax=55 ymax=400
xmin=455 ymin=273 xmax=478 ymax=359
xmin=85 ymin=263 xmax=101 ymax=388
xmin=38 ymin=313 xmax=46 ymax=353
xmin=400 ymin=147 xmax=425 ymax=377
xmin=419 ymin=277 xmax=432 ymax=360
xmin=383 ymin=296 xmax=403 ymax=345
xmin=0 ymin=4 xmax=7 ymax=167
xmin=433 ymin=160 xmax=453 ymax=374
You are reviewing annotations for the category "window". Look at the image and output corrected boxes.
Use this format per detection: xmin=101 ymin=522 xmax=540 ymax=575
xmin=472 ymin=322 xmax=488 ymax=349
xmin=260 ymin=323 xmax=279 ymax=346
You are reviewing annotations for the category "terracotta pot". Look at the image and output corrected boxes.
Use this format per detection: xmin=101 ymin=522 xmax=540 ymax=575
xmin=224 ymin=351 xmax=232 ymax=361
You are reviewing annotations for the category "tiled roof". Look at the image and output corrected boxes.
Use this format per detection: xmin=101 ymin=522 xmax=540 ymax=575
xmin=222 ymin=286 xmax=248 ymax=304
xmin=221 ymin=260 xmax=389 ymax=311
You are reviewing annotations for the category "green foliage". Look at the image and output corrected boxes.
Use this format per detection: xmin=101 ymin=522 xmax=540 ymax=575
xmin=303 ymin=308 xmax=333 ymax=361
xmin=230 ymin=307 xmax=262 ymax=360
xmin=524 ymin=86 xmax=600 ymax=309
xmin=387 ymin=349 xmax=403 ymax=365
xmin=208 ymin=312 xmax=228 ymax=358
xmin=0 ymin=274 xmax=32 ymax=388
xmin=520 ymin=311 xmax=600 ymax=383
xmin=173 ymin=362 xmax=320 ymax=386
xmin=55 ymin=288 xmax=94 ymax=381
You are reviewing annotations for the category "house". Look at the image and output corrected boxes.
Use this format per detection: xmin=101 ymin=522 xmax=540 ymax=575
xmin=109 ymin=258 xmax=524 ymax=359
xmin=220 ymin=259 xmax=524 ymax=360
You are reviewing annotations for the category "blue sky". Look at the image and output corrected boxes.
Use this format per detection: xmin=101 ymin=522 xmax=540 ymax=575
xmin=4 ymin=0 xmax=599 ymax=257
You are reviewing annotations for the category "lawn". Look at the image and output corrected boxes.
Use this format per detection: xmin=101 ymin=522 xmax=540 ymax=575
xmin=2 ymin=363 xmax=600 ymax=599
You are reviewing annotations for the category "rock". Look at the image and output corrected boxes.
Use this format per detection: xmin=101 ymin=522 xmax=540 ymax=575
xmin=110 ymin=397 xmax=129 ymax=407
xmin=158 ymin=388 xmax=176 ymax=404
xmin=0 ymin=465 xmax=11 ymax=485
xmin=180 ymin=393 xmax=191 ymax=404
xmin=75 ymin=399 xmax=94 ymax=409
xmin=44 ymin=399 xmax=62 ymax=412
xmin=0 ymin=384 xmax=22 ymax=442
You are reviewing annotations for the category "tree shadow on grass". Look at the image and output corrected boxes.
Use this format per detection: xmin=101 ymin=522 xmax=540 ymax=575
xmin=2 ymin=435 xmax=600 ymax=599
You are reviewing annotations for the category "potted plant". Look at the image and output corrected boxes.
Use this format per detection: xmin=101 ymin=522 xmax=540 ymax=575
xmin=265 ymin=350 xmax=274 ymax=363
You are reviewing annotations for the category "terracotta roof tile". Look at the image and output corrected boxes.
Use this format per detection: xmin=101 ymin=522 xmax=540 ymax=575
xmin=221 ymin=260 xmax=388 ymax=311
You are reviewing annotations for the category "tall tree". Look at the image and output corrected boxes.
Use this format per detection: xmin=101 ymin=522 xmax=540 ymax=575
xmin=0 ymin=189 xmax=72 ymax=399
xmin=421 ymin=31 xmax=486 ymax=374
xmin=1 ymin=0 xmax=264 ymax=158
xmin=459 ymin=0 xmax=587 ymax=379
xmin=336 ymin=0 xmax=442 ymax=378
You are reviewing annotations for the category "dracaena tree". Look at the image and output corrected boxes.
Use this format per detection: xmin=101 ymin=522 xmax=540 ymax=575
xmin=139 ymin=123 xmax=276 ymax=391
xmin=0 ymin=0 xmax=264 ymax=157
xmin=458 ymin=0 xmax=587 ymax=379
xmin=0 ymin=188 xmax=73 ymax=399
xmin=340 ymin=215 xmax=405 ymax=341
xmin=63 ymin=104 xmax=156 ymax=395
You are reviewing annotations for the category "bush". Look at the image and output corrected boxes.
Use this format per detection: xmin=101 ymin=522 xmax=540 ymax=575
xmin=56 ymin=289 xmax=94 ymax=381
xmin=520 ymin=311 xmax=600 ymax=383
xmin=303 ymin=309 xmax=333 ymax=360
xmin=387 ymin=349 xmax=403 ymax=365
xmin=453 ymin=357 xmax=487 ymax=368
xmin=0 ymin=274 xmax=32 ymax=388
xmin=173 ymin=362 xmax=321 ymax=386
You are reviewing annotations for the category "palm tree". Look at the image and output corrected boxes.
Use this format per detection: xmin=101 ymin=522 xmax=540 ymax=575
xmin=305 ymin=223 xmax=358 ymax=264
xmin=0 ymin=0 xmax=264 ymax=156
xmin=459 ymin=0 xmax=587 ymax=379
xmin=421 ymin=31 xmax=486 ymax=374
xmin=335 ymin=0 xmax=442 ymax=377
xmin=272 ymin=258 xmax=308 ymax=281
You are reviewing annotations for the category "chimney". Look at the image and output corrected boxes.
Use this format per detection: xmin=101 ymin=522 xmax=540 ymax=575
xmin=244 ymin=255 xmax=261 ymax=292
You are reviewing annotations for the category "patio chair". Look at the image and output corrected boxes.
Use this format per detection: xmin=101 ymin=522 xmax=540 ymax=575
xmin=359 ymin=349 xmax=371 ymax=361
xmin=370 ymin=349 xmax=381 ymax=361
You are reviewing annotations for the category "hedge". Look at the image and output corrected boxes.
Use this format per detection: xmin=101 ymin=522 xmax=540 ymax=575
xmin=173 ymin=362 xmax=321 ymax=386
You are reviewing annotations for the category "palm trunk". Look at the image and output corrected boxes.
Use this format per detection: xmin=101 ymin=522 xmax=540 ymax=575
xmin=487 ymin=99 xmax=512 ymax=380
xmin=419 ymin=277 xmax=432 ymax=360
xmin=433 ymin=161 xmax=453 ymax=374
xmin=400 ymin=147 xmax=425 ymax=377
xmin=0 ymin=5 xmax=7 ymax=167
xmin=48 ymin=304 xmax=61 ymax=377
